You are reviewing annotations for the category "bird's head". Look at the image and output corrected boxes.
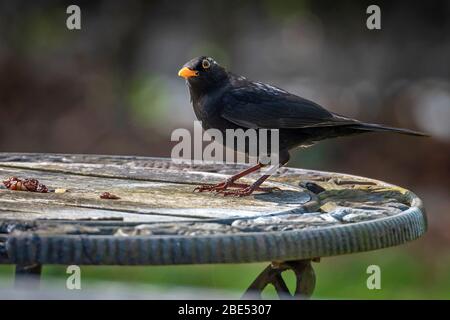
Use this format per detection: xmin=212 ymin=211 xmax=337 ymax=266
xmin=178 ymin=56 xmax=228 ymax=93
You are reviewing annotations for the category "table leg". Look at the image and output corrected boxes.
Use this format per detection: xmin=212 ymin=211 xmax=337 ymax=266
xmin=242 ymin=259 xmax=316 ymax=300
xmin=15 ymin=264 xmax=42 ymax=289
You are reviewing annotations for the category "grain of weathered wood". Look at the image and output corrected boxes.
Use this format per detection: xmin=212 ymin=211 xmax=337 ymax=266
xmin=0 ymin=153 xmax=427 ymax=265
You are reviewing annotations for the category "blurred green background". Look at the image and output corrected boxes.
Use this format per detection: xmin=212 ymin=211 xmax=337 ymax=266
xmin=0 ymin=0 xmax=449 ymax=299
xmin=1 ymin=244 xmax=449 ymax=299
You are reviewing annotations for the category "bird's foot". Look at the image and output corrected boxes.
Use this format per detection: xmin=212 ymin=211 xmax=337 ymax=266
xmin=219 ymin=186 xmax=255 ymax=197
xmin=218 ymin=185 xmax=281 ymax=197
xmin=193 ymin=181 xmax=280 ymax=195
xmin=193 ymin=180 xmax=233 ymax=193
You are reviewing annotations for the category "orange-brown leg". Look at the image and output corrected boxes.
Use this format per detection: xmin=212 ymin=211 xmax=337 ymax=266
xmin=194 ymin=163 xmax=279 ymax=194
xmin=194 ymin=151 xmax=290 ymax=196
xmin=215 ymin=153 xmax=290 ymax=196
xmin=219 ymin=174 xmax=274 ymax=197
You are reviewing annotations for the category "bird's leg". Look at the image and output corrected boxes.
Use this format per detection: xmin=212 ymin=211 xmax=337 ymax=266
xmin=220 ymin=173 xmax=273 ymax=197
xmin=194 ymin=163 xmax=271 ymax=193
xmin=218 ymin=182 xmax=280 ymax=192
xmin=217 ymin=155 xmax=290 ymax=196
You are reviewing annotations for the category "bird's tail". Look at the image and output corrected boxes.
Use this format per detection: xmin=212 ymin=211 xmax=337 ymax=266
xmin=349 ymin=123 xmax=429 ymax=137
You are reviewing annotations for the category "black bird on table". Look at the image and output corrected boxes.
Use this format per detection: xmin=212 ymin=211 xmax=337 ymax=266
xmin=178 ymin=56 xmax=427 ymax=197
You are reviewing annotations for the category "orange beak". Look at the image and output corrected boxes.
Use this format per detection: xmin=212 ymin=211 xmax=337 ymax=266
xmin=178 ymin=67 xmax=199 ymax=79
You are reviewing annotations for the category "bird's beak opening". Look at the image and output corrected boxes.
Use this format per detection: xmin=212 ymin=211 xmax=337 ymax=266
xmin=178 ymin=67 xmax=199 ymax=79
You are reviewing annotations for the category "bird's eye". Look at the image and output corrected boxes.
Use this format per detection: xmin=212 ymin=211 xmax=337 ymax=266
xmin=202 ymin=59 xmax=211 ymax=69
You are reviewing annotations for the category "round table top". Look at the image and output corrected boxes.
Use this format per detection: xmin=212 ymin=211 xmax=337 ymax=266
xmin=0 ymin=153 xmax=427 ymax=266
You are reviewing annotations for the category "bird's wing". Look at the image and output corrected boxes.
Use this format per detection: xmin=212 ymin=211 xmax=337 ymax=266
xmin=221 ymin=81 xmax=358 ymax=129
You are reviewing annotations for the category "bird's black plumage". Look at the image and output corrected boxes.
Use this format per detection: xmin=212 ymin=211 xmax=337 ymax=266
xmin=178 ymin=56 xmax=427 ymax=196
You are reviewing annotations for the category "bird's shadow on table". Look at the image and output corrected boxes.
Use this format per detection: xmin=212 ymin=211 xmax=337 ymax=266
xmin=252 ymin=190 xmax=311 ymax=206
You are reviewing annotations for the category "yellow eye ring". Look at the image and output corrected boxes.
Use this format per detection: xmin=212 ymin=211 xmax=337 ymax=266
xmin=202 ymin=59 xmax=211 ymax=69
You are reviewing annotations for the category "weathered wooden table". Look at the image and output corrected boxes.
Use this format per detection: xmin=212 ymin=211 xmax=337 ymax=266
xmin=0 ymin=153 xmax=427 ymax=299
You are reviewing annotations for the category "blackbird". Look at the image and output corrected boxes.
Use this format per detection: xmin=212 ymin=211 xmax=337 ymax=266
xmin=178 ymin=56 xmax=427 ymax=196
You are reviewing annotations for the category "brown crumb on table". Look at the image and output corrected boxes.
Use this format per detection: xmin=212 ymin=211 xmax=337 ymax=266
xmin=100 ymin=192 xmax=120 ymax=200
xmin=2 ymin=177 xmax=48 ymax=193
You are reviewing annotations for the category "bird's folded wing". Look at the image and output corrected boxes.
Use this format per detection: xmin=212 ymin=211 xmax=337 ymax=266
xmin=221 ymin=86 xmax=358 ymax=129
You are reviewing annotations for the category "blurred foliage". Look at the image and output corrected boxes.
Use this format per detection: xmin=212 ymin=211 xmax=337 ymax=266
xmin=1 ymin=247 xmax=449 ymax=299
xmin=264 ymin=0 xmax=309 ymax=20
xmin=22 ymin=9 xmax=67 ymax=53
xmin=129 ymin=75 xmax=170 ymax=126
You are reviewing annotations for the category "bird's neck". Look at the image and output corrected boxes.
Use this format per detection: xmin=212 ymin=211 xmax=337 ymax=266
xmin=188 ymin=78 xmax=229 ymax=104
xmin=188 ymin=81 xmax=230 ymax=123
xmin=188 ymin=84 xmax=203 ymax=104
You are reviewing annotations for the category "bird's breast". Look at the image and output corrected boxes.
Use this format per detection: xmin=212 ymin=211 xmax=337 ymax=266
xmin=191 ymin=92 xmax=229 ymax=131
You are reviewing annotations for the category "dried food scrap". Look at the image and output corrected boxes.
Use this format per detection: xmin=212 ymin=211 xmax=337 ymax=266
xmin=100 ymin=192 xmax=120 ymax=200
xmin=3 ymin=177 xmax=48 ymax=193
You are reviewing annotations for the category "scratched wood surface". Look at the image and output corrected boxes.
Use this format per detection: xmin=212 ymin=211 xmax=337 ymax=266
xmin=0 ymin=153 xmax=427 ymax=266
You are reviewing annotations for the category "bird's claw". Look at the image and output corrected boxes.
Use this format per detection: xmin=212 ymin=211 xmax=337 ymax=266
xmin=220 ymin=187 xmax=254 ymax=197
xmin=194 ymin=182 xmax=281 ymax=197
xmin=193 ymin=182 xmax=228 ymax=193
xmin=217 ymin=185 xmax=281 ymax=197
